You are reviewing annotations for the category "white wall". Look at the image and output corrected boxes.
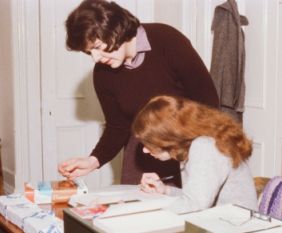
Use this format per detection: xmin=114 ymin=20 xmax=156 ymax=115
xmin=0 ymin=0 xmax=16 ymax=192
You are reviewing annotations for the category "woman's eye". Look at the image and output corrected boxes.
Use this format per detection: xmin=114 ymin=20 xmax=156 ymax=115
xmin=95 ymin=45 xmax=102 ymax=50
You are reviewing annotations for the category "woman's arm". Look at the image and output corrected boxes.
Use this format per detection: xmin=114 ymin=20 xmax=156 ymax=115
xmin=91 ymin=67 xmax=131 ymax=166
xmin=168 ymin=137 xmax=231 ymax=214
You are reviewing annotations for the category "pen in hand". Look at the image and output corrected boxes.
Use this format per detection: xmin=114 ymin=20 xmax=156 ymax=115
xmin=148 ymin=175 xmax=175 ymax=187
xmin=157 ymin=175 xmax=175 ymax=182
xmin=140 ymin=173 xmax=178 ymax=194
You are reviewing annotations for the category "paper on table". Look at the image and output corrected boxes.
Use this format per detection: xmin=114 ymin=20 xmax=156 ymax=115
xmin=182 ymin=204 xmax=282 ymax=233
xmin=6 ymin=203 xmax=42 ymax=229
xmin=98 ymin=197 xmax=176 ymax=219
xmin=0 ymin=194 xmax=33 ymax=217
xmin=69 ymin=184 xmax=170 ymax=207
xmin=93 ymin=209 xmax=185 ymax=233
xmin=23 ymin=211 xmax=64 ymax=233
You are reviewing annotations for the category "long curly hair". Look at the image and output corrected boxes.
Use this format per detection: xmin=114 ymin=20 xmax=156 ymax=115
xmin=132 ymin=95 xmax=252 ymax=168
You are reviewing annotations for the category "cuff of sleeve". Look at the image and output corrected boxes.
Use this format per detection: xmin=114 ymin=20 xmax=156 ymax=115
xmin=89 ymin=154 xmax=101 ymax=168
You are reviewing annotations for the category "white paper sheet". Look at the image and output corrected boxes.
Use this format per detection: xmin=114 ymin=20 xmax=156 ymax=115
xmin=99 ymin=198 xmax=176 ymax=218
xmin=93 ymin=210 xmax=185 ymax=233
xmin=69 ymin=184 xmax=171 ymax=207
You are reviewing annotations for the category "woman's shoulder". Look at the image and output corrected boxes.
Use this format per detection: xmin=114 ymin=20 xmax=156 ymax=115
xmin=142 ymin=23 xmax=179 ymax=32
xmin=190 ymin=136 xmax=227 ymax=158
xmin=190 ymin=136 xmax=231 ymax=165
xmin=142 ymin=23 xmax=188 ymax=42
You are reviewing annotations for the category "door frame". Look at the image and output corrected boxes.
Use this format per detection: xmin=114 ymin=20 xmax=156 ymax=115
xmin=12 ymin=0 xmax=43 ymax=192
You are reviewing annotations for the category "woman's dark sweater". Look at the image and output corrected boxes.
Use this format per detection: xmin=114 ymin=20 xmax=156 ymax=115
xmin=91 ymin=23 xmax=219 ymax=186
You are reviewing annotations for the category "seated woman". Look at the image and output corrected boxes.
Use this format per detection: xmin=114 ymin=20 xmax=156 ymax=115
xmin=132 ymin=95 xmax=258 ymax=214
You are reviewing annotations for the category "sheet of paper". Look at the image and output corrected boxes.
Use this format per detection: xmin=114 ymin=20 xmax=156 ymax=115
xmin=99 ymin=197 xmax=176 ymax=218
xmin=93 ymin=210 xmax=185 ymax=233
xmin=182 ymin=204 xmax=282 ymax=233
xmin=69 ymin=184 xmax=171 ymax=207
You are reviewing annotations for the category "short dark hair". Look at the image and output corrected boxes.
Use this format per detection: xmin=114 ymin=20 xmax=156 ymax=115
xmin=65 ymin=0 xmax=140 ymax=52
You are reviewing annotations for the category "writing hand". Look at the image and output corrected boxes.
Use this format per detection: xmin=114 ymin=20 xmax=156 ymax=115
xmin=140 ymin=173 xmax=167 ymax=194
xmin=58 ymin=156 xmax=100 ymax=179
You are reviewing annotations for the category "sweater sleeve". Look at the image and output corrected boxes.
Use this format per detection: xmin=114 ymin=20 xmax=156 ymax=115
xmin=167 ymin=137 xmax=231 ymax=214
xmin=90 ymin=67 xmax=131 ymax=166
xmin=166 ymin=27 xmax=219 ymax=108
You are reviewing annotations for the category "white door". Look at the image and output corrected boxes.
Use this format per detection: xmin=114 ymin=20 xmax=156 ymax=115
xmin=277 ymin=1 xmax=282 ymax=175
xmin=244 ymin=0 xmax=282 ymax=177
xmin=40 ymin=0 xmax=122 ymax=190
xmin=194 ymin=0 xmax=282 ymax=177
xmin=39 ymin=0 xmax=154 ymax=190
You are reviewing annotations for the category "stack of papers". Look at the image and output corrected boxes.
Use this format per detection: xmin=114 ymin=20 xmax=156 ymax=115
xmin=0 ymin=194 xmax=64 ymax=233
xmin=0 ymin=194 xmax=33 ymax=217
xmin=67 ymin=185 xmax=184 ymax=233
xmin=92 ymin=199 xmax=184 ymax=233
xmin=98 ymin=198 xmax=176 ymax=219
xmin=23 ymin=211 xmax=63 ymax=233
xmin=6 ymin=203 xmax=42 ymax=229
xmin=182 ymin=204 xmax=282 ymax=233
xmin=93 ymin=210 xmax=185 ymax=233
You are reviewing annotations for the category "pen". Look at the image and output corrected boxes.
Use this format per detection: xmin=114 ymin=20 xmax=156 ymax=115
xmin=145 ymin=175 xmax=177 ymax=188
xmin=158 ymin=175 xmax=175 ymax=182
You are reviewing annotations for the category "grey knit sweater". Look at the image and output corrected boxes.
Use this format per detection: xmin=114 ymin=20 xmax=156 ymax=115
xmin=167 ymin=136 xmax=258 ymax=214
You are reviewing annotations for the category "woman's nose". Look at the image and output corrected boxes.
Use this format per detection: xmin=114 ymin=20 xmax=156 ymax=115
xmin=143 ymin=147 xmax=150 ymax=154
xmin=90 ymin=49 xmax=102 ymax=63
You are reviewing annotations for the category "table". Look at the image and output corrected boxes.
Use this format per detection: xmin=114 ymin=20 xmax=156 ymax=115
xmin=0 ymin=203 xmax=68 ymax=233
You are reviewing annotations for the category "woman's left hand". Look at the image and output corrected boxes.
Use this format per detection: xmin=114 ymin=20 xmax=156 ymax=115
xmin=140 ymin=173 xmax=167 ymax=194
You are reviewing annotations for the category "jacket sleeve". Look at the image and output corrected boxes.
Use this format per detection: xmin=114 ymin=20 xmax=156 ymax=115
xmin=90 ymin=67 xmax=131 ymax=166
xmin=166 ymin=27 xmax=219 ymax=108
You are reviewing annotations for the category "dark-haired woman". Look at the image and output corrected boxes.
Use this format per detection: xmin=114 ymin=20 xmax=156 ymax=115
xmin=133 ymin=95 xmax=257 ymax=213
xmin=58 ymin=0 xmax=219 ymax=187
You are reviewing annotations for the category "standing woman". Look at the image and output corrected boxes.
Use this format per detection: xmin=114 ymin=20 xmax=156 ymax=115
xmin=133 ymin=95 xmax=257 ymax=213
xmin=58 ymin=0 xmax=219 ymax=187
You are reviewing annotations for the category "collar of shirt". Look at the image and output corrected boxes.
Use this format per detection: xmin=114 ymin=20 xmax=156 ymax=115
xmin=124 ymin=25 xmax=152 ymax=69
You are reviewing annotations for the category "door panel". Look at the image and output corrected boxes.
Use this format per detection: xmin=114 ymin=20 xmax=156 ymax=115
xmin=195 ymin=0 xmax=282 ymax=177
xmin=40 ymin=0 xmax=121 ymax=190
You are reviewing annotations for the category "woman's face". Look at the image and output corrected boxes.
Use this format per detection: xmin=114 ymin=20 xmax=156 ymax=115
xmin=143 ymin=147 xmax=171 ymax=161
xmin=85 ymin=39 xmax=133 ymax=69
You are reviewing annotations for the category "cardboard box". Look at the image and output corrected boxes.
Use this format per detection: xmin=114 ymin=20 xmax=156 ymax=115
xmin=25 ymin=180 xmax=88 ymax=204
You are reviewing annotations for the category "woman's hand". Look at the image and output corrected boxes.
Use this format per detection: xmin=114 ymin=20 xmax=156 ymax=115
xmin=140 ymin=173 xmax=167 ymax=194
xmin=58 ymin=156 xmax=100 ymax=179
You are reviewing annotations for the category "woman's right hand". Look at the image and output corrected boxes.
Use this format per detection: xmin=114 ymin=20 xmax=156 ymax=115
xmin=58 ymin=156 xmax=100 ymax=179
xmin=140 ymin=173 xmax=167 ymax=194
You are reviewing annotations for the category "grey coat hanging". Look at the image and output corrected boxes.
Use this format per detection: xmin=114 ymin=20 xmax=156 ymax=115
xmin=210 ymin=0 xmax=249 ymax=122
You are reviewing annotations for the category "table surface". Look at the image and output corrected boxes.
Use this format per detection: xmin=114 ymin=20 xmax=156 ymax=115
xmin=0 ymin=203 xmax=68 ymax=233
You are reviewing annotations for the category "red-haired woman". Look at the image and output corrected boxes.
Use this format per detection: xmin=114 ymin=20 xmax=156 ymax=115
xmin=132 ymin=95 xmax=257 ymax=213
